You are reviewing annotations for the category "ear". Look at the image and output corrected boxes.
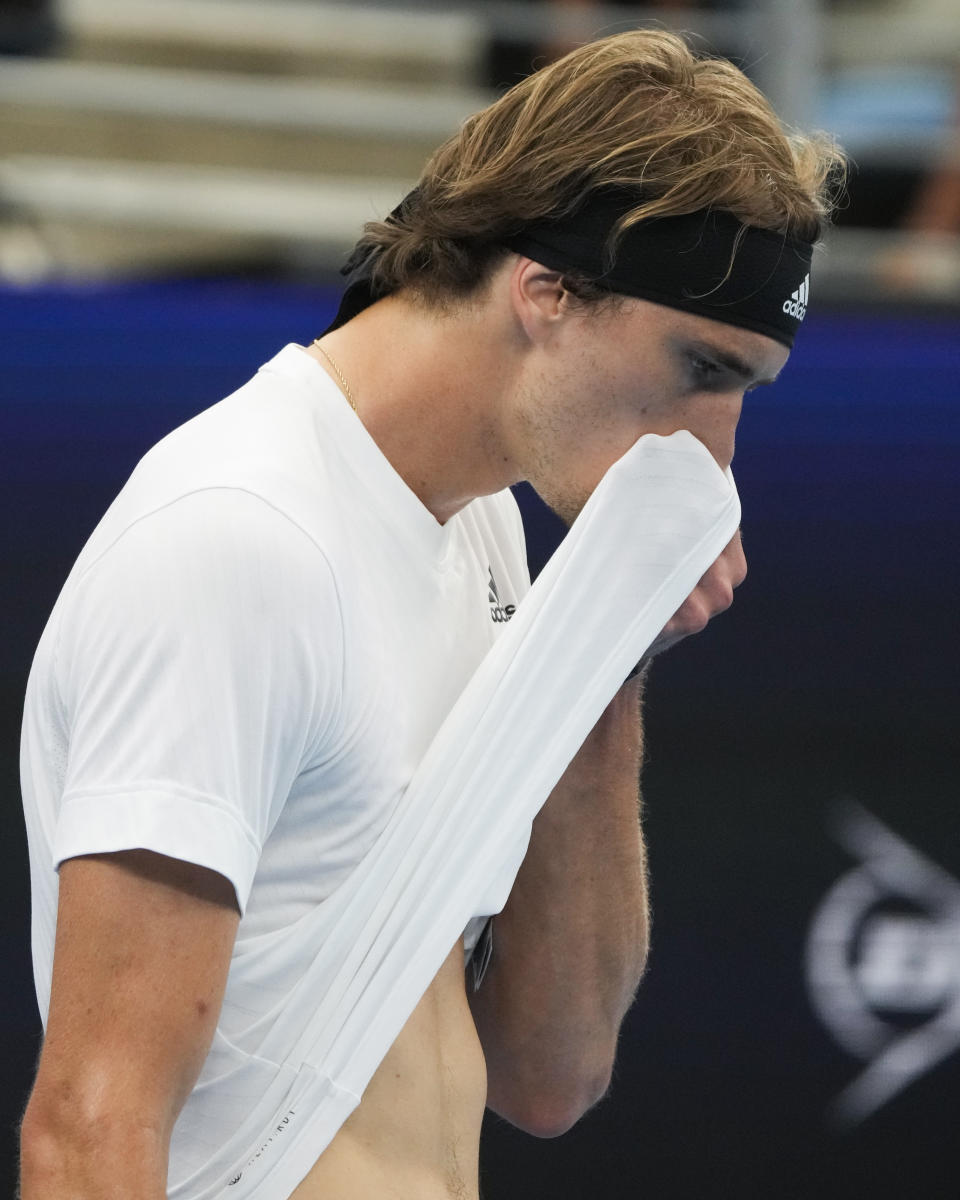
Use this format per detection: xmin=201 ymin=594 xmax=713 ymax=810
xmin=509 ymin=256 xmax=572 ymax=344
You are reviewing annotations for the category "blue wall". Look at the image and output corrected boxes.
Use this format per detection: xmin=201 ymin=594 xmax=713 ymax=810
xmin=2 ymin=280 xmax=958 ymax=1198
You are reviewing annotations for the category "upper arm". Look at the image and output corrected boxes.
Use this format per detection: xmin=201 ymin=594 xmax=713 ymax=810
xmin=28 ymin=850 xmax=240 ymax=1141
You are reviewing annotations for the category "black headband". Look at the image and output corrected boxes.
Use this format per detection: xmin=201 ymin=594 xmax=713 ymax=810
xmin=505 ymin=193 xmax=814 ymax=348
xmin=326 ymin=189 xmax=814 ymax=349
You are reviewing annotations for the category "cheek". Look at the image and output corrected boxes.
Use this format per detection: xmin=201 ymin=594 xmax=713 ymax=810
xmin=531 ymin=357 xmax=632 ymax=451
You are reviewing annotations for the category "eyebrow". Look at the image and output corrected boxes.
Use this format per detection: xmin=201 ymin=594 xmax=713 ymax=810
xmin=686 ymin=338 xmax=781 ymax=388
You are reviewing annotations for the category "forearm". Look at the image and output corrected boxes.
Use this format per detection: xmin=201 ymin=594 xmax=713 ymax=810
xmin=470 ymin=673 xmax=649 ymax=1132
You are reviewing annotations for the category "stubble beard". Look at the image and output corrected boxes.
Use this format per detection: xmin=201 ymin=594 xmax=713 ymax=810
xmin=515 ymin=383 xmax=596 ymax=529
xmin=527 ymin=467 xmax=590 ymax=529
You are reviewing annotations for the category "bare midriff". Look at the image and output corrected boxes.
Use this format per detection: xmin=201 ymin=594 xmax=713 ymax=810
xmin=290 ymin=941 xmax=487 ymax=1200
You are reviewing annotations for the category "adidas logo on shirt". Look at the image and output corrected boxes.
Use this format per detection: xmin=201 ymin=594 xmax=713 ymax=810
xmin=782 ymin=273 xmax=810 ymax=321
xmin=488 ymin=567 xmax=515 ymax=624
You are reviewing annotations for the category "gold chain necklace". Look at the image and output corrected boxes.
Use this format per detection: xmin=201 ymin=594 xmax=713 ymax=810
xmin=312 ymin=339 xmax=357 ymax=413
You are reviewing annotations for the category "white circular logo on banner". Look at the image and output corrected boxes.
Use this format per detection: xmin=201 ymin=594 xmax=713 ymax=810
xmin=805 ymin=801 xmax=960 ymax=1127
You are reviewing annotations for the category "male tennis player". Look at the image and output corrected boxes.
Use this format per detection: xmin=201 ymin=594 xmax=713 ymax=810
xmin=20 ymin=30 xmax=840 ymax=1200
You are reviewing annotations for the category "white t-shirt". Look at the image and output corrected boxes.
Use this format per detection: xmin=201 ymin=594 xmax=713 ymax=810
xmin=20 ymin=344 xmax=530 ymax=1195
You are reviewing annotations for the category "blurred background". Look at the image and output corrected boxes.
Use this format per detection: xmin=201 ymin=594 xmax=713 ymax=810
xmin=1 ymin=1 xmax=958 ymax=1197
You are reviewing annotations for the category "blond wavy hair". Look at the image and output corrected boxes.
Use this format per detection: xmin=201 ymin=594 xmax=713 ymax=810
xmin=351 ymin=29 xmax=844 ymax=303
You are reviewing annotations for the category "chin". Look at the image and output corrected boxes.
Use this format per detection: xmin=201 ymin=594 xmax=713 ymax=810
xmin=527 ymin=461 xmax=597 ymax=528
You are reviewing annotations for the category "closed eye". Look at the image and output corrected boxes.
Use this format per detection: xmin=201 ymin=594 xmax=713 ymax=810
xmin=687 ymin=353 xmax=730 ymax=391
xmin=685 ymin=345 xmax=777 ymax=394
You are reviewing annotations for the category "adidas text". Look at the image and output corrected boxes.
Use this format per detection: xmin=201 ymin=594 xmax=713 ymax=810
xmin=783 ymin=273 xmax=810 ymax=321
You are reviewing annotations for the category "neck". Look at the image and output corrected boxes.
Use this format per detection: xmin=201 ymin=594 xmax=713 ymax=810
xmin=311 ymin=289 xmax=522 ymax=525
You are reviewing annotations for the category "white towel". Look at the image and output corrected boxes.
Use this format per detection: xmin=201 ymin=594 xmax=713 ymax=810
xmin=176 ymin=430 xmax=741 ymax=1199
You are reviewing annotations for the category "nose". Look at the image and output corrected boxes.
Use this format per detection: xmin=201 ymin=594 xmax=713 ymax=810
xmin=706 ymin=393 xmax=742 ymax=472
xmin=702 ymin=531 xmax=746 ymax=618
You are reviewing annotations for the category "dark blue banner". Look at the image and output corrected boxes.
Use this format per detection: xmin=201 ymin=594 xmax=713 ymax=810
xmin=2 ymin=280 xmax=958 ymax=1199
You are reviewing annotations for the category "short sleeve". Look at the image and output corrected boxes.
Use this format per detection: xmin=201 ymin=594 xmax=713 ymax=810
xmin=53 ymin=488 xmax=343 ymax=913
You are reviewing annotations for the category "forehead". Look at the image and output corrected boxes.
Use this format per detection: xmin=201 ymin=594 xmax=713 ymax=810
xmin=618 ymin=297 xmax=792 ymax=379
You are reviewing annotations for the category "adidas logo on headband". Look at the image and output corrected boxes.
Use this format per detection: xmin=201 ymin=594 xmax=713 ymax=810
xmin=783 ymin=273 xmax=810 ymax=321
